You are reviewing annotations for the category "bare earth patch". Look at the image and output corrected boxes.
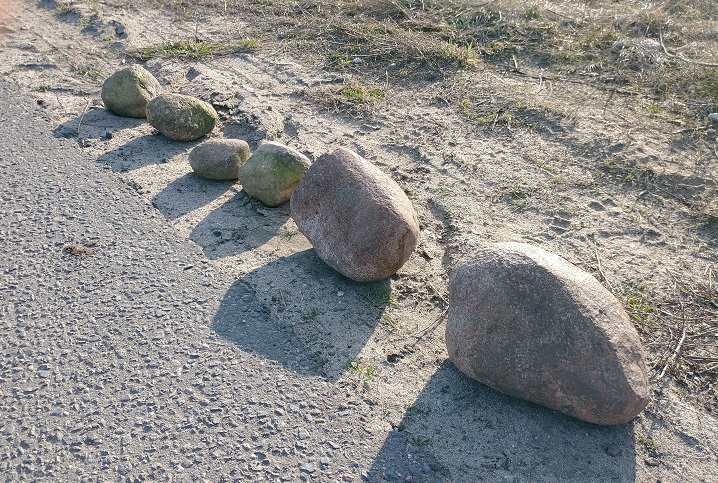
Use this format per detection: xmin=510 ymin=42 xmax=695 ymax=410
xmin=1 ymin=0 xmax=716 ymax=481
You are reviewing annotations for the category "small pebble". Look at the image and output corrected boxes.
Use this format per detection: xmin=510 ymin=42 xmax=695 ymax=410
xmin=606 ymin=444 xmax=622 ymax=457
xmin=299 ymin=461 xmax=316 ymax=473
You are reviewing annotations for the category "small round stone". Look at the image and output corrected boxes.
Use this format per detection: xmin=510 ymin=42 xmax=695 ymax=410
xmin=188 ymin=139 xmax=250 ymax=181
xmin=146 ymin=93 xmax=218 ymax=141
xmin=101 ymin=65 xmax=162 ymax=118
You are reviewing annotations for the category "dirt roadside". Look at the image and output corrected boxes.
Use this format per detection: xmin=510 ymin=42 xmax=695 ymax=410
xmin=1 ymin=0 xmax=717 ymax=481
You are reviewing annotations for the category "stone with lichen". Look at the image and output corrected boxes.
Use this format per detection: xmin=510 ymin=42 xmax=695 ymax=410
xmin=101 ymin=65 xmax=162 ymax=118
xmin=146 ymin=93 xmax=218 ymax=141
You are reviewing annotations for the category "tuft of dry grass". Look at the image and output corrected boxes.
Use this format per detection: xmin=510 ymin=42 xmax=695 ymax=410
xmin=643 ymin=273 xmax=718 ymax=412
xmin=300 ymin=78 xmax=385 ymax=115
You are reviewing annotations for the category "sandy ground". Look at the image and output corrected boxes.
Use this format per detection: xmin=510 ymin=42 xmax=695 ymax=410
xmin=1 ymin=0 xmax=717 ymax=481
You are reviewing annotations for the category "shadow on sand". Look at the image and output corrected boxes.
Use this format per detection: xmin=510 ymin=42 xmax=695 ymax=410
xmin=212 ymin=249 xmax=393 ymax=381
xmin=367 ymin=360 xmax=638 ymax=482
xmin=150 ymin=172 xmax=235 ymax=221
xmin=53 ymin=108 xmax=196 ymax=172
xmin=189 ymin=192 xmax=291 ymax=260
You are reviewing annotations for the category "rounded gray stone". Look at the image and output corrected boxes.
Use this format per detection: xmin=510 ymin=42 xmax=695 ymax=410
xmin=101 ymin=65 xmax=161 ymax=118
xmin=146 ymin=93 xmax=218 ymax=141
xmin=188 ymin=139 xmax=250 ymax=181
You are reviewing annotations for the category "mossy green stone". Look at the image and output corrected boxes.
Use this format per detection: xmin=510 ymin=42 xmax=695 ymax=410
xmin=101 ymin=65 xmax=162 ymax=118
xmin=238 ymin=141 xmax=312 ymax=207
xmin=146 ymin=93 xmax=218 ymax=141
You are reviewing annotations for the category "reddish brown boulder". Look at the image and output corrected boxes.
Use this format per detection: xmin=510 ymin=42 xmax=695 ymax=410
xmin=446 ymin=242 xmax=650 ymax=425
xmin=290 ymin=148 xmax=419 ymax=282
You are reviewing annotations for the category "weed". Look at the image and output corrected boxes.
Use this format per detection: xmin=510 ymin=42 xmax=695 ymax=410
xmin=71 ymin=64 xmax=102 ymax=78
xmin=347 ymin=358 xmax=378 ymax=384
xmin=410 ymin=436 xmax=432 ymax=446
xmin=341 ymin=81 xmax=384 ymax=105
xmin=278 ymin=225 xmax=298 ymax=239
xmin=624 ymin=290 xmax=655 ymax=326
xmin=2 ymin=67 xmax=28 ymax=76
xmin=301 ymin=79 xmax=384 ymax=115
xmin=36 ymin=84 xmax=51 ymax=92
xmin=365 ymin=286 xmax=397 ymax=305
xmin=405 ymin=404 xmax=428 ymax=417
xmin=380 ymin=315 xmax=402 ymax=334
xmin=578 ymin=28 xmax=618 ymax=52
xmin=301 ymin=308 xmax=319 ymax=322
xmin=56 ymin=2 xmax=73 ymax=15
xmin=510 ymin=185 xmax=530 ymax=201
xmin=437 ymin=181 xmax=454 ymax=196
xmin=637 ymin=435 xmax=659 ymax=455
xmin=242 ymin=37 xmax=259 ymax=49
xmin=364 ymin=286 xmax=396 ymax=305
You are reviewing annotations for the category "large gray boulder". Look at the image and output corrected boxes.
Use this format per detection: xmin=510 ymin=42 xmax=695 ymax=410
xmin=146 ymin=93 xmax=218 ymax=141
xmin=188 ymin=139 xmax=250 ymax=181
xmin=101 ymin=65 xmax=161 ymax=118
xmin=238 ymin=142 xmax=311 ymax=207
xmin=290 ymin=147 xmax=419 ymax=282
xmin=446 ymin=242 xmax=650 ymax=425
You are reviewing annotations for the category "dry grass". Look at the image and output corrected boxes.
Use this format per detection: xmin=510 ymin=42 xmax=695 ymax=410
xmin=144 ymin=0 xmax=717 ymax=121
xmin=300 ymin=78 xmax=385 ymax=115
xmin=645 ymin=274 xmax=718 ymax=412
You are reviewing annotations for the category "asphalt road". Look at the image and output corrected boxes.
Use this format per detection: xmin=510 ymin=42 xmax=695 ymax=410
xmin=0 ymin=79 xmax=450 ymax=482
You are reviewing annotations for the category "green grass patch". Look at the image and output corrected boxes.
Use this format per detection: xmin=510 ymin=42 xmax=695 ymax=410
xmin=347 ymin=358 xmax=378 ymax=384
xmin=131 ymin=38 xmax=258 ymax=60
xmin=134 ymin=40 xmax=220 ymax=60
xmin=365 ymin=285 xmax=397 ymax=305
xmin=300 ymin=307 xmax=319 ymax=322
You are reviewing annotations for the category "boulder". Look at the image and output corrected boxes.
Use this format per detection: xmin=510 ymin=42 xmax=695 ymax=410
xmin=238 ymin=142 xmax=311 ymax=207
xmin=445 ymin=242 xmax=650 ymax=425
xmin=101 ymin=65 xmax=161 ymax=118
xmin=146 ymin=93 xmax=218 ymax=141
xmin=189 ymin=139 xmax=250 ymax=181
xmin=290 ymin=147 xmax=419 ymax=282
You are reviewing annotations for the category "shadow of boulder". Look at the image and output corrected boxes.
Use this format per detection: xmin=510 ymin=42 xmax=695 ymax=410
xmin=97 ymin=133 xmax=196 ymax=172
xmin=212 ymin=249 xmax=392 ymax=381
xmin=54 ymin=109 xmax=195 ymax=172
xmin=189 ymin=191 xmax=291 ymax=259
xmin=367 ymin=361 xmax=637 ymax=482
xmin=150 ymin=172 xmax=235 ymax=221
xmin=53 ymin=108 xmax=146 ymax=140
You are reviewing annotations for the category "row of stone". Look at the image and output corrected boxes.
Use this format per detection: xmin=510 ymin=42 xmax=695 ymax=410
xmin=101 ymin=65 xmax=421 ymax=282
xmin=101 ymin=65 xmax=650 ymax=426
